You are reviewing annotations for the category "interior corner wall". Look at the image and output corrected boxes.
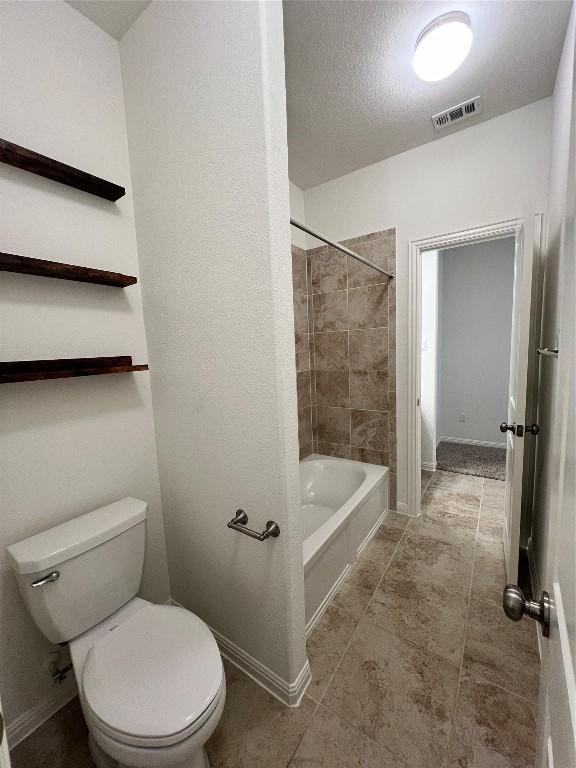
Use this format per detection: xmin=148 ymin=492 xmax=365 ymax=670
xmin=303 ymin=99 xmax=552 ymax=513
xmin=0 ymin=0 xmax=170 ymax=738
xmin=120 ymin=0 xmax=307 ymax=690
xmin=437 ymin=239 xmax=515 ymax=447
xmin=532 ymin=2 xmax=576 ymax=590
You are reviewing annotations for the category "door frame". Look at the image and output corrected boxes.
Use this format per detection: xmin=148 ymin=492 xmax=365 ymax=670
xmin=407 ymin=218 xmax=525 ymax=516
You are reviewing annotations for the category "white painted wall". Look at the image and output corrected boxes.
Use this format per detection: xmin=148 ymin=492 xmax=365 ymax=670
xmin=420 ymin=251 xmax=438 ymax=469
xmin=121 ymin=1 xmax=307 ymax=692
xmin=437 ymin=239 xmax=515 ymax=447
xmin=532 ymin=5 xmax=575 ymax=589
xmin=0 ymin=0 xmax=170 ymax=737
xmin=304 ymin=99 xmax=552 ymax=512
xmin=289 ymin=180 xmax=307 ymax=248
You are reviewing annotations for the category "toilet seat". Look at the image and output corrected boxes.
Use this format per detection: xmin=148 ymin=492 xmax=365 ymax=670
xmin=81 ymin=603 xmax=223 ymax=749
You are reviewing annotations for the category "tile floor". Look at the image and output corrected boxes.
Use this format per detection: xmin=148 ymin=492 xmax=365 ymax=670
xmin=11 ymin=470 xmax=539 ymax=768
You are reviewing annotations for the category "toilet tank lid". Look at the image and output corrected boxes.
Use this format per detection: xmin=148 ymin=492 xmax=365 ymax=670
xmin=7 ymin=497 xmax=147 ymax=574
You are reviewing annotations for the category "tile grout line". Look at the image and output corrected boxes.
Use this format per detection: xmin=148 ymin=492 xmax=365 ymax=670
xmin=447 ymin=476 xmax=484 ymax=754
xmin=313 ymin=520 xmax=409 ymax=708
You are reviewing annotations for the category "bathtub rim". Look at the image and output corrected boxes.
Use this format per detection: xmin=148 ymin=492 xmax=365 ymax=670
xmin=301 ymin=454 xmax=388 ymax=572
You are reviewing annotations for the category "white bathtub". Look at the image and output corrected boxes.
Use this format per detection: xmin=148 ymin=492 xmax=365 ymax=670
xmin=301 ymin=455 xmax=389 ymax=633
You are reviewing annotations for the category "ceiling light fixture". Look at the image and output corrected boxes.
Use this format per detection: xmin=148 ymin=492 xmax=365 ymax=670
xmin=413 ymin=12 xmax=472 ymax=82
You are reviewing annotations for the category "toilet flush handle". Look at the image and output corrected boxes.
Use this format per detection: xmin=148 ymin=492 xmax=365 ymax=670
xmin=31 ymin=570 xmax=60 ymax=588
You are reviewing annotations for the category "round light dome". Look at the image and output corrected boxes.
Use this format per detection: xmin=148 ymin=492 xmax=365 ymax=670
xmin=413 ymin=12 xmax=473 ymax=82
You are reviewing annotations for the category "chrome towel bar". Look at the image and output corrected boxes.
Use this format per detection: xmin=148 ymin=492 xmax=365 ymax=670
xmin=227 ymin=510 xmax=280 ymax=541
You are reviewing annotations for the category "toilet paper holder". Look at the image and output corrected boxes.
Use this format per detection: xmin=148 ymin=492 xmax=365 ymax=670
xmin=227 ymin=510 xmax=280 ymax=541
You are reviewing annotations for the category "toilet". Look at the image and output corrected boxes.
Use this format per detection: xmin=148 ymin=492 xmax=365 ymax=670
xmin=7 ymin=497 xmax=225 ymax=768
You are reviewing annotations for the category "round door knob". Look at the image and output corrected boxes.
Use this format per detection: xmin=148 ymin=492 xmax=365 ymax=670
xmin=503 ymin=584 xmax=525 ymax=621
xmin=502 ymin=584 xmax=551 ymax=637
xmin=500 ymin=422 xmax=515 ymax=434
xmin=526 ymin=424 xmax=540 ymax=435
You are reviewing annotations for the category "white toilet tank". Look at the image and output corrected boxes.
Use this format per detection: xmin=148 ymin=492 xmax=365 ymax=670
xmin=7 ymin=498 xmax=147 ymax=644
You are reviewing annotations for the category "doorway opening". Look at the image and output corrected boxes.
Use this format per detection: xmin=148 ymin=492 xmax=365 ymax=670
xmin=408 ymin=217 xmax=543 ymax=585
xmin=420 ymin=237 xmax=515 ymax=483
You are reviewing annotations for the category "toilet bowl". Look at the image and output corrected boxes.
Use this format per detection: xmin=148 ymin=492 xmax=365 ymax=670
xmin=70 ymin=598 xmax=225 ymax=768
xmin=7 ymin=498 xmax=226 ymax=768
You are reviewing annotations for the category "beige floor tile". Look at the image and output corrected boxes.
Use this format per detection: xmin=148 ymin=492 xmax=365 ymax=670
xmin=206 ymin=662 xmax=317 ymax=768
xmin=449 ymin=673 xmax=536 ymax=768
xmin=306 ymin=605 xmax=358 ymax=700
xmin=406 ymin=510 xmax=477 ymax=548
xmin=360 ymin=519 xmax=404 ymax=564
xmin=322 ymin=620 xmax=458 ymax=768
xmin=422 ymin=485 xmax=481 ymax=516
xmin=430 ymin=471 xmax=484 ymax=492
xmin=289 ymin=704 xmax=404 ymax=767
xmin=478 ymin=496 xmax=506 ymax=536
xmin=384 ymin=510 xmax=410 ymax=531
xmin=482 ymin=478 xmax=506 ymax=497
xmin=332 ymin=558 xmax=385 ymax=618
xmin=365 ymin=566 xmax=468 ymax=665
xmin=463 ymin=597 xmax=540 ymax=701
xmin=10 ymin=697 xmax=94 ymax=768
xmin=470 ymin=534 xmax=507 ymax=605
xmin=390 ymin=531 xmax=475 ymax=596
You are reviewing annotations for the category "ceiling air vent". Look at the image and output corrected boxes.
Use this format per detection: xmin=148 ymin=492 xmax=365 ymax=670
xmin=432 ymin=96 xmax=481 ymax=130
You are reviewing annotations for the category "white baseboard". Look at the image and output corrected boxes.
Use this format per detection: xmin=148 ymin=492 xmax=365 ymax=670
xmin=421 ymin=461 xmax=437 ymax=471
xmin=395 ymin=501 xmax=418 ymax=517
xmin=169 ymin=599 xmax=310 ymax=708
xmin=211 ymin=626 xmax=311 ymax=707
xmin=439 ymin=436 xmax=506 ymax=450
xmin=305 ymin=564 xmax=351 ymax=638
xmin=6 ymin=681 xmax=78 ymax=749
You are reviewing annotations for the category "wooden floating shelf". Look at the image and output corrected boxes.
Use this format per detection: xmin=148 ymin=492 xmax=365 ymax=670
xmin=0 ymin=138 xmax=125 ymax=202
xmin=0 ymin=252 xmax=137 ymax=287
xmin=0 ymin=356 xmax=148 ymax=384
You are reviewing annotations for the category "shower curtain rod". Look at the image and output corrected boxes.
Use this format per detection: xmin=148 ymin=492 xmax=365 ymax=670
xmin=290 ymin=218 xmax=395 ymax=280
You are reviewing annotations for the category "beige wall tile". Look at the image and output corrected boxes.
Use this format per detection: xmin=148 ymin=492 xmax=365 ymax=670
xmin=317 ymin=442 xmax=351 ymax=459
xmin=292 ymin=245 xmax=307 ymax=293
xmin=350 ymin=370 xmax=388 ymax=410
xmin=348 ymin=284 xmax=388 ymax=329
xmin=298 ymin=407 xmax=313 ymax=446
xmin=314 ymin=331 xmax=349 ymax=370
xmin=297 ymin=371 xmax=311 ymax=410
xmin=295 ymin=332 xmax=311 ymax=372
xmin=311 ymin=249 xmax=347 ymax=293
xmin=350 ymin=328 xmax=388 ymax=370
xmin=293 ymin=290 xmax=309 ymax=334
xmin=351 ymin=409 xmax=389 ymax=451
xmin=347 ymin=234 xmax=395 ymax=288
xmin=351 ymin=447 xmax=389 ymax=466
xmin=313 ymin=290 xmax=348 ymax=332
xmin=317 ymin=405 xmax=351 ymax=444
xmin=315 ymin=370 xmax=349 ymax=407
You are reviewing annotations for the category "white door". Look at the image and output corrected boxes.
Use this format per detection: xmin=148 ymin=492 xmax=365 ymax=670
xmin=502 ymin=219 xmax=539 ymax=582
xmin=536 ymin=144 xmax=576 ymax=768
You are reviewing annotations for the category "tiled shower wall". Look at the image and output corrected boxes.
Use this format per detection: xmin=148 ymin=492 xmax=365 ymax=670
xmin=292 ymin=244 xmax=314 ymax=458
xmin=292 ymin=229 xmax=397 ymax=509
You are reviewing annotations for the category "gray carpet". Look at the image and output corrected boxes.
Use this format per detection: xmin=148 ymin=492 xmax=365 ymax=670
xmin=436 ymin=440 xmax=506 ymax=481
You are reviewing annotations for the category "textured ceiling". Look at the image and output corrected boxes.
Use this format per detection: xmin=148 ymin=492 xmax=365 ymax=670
xmin=284 ymin=0 xmax=571 ymax=189
xmin=67 ymin=1 xmax=150 ymax=39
